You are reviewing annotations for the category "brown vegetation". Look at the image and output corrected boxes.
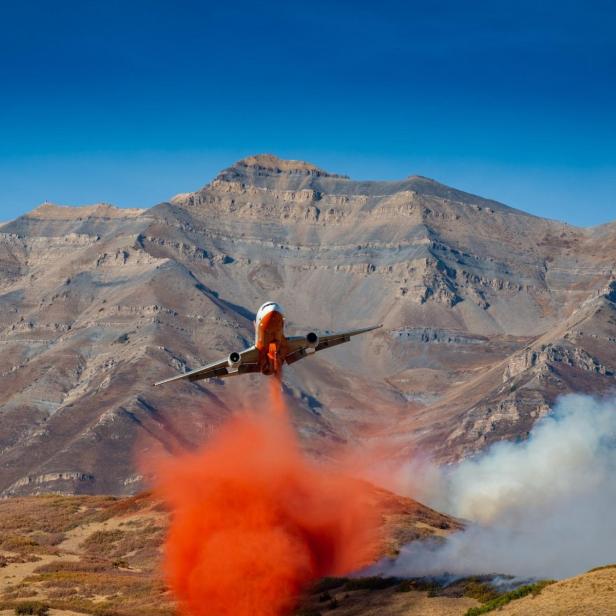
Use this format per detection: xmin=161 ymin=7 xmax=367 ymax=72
xmin=2 ymin=493 xmax=612 ymax=615
xmin=0 ymin=494 xmax=171 ymax=616
xmin=0 ymin=491 xmax=460 ymax=616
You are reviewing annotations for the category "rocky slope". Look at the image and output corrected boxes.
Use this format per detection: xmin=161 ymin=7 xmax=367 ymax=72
xmin=1 ymin=155 xmax=615 ymax=494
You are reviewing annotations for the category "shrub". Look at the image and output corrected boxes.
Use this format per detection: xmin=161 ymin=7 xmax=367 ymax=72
xmin=92 ymin=607 xmax=123 ymax=616
xmin=14 ymin=601 xmax=50 ymax=615
xmin=461 ymin=578 xmax=500 ymax=603
xmin=464 ymin=580 xmax=556 ymax=616
xmin=35 ymin=558 xmax=113 ymax=574
xmin=80 ymin=529 xmax=125 ymax=555
xmin=30 ymin=531 xmax=65 ymax=547
xmin=312 ymin=577 xmax=348 ymax=593
xmin=345 ymin=576 xmax=400 ymax=590
xmin=396 ymin=578 xmax=440 ymax=594
xmin=0 ymin=534 xmax=38 ymax=552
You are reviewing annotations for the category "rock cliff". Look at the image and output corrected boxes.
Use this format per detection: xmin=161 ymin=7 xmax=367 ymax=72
xmin=1 ymin=154 xmax=615 ymax=494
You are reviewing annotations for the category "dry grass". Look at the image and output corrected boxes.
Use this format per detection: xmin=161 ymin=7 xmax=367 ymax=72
xmin=0 ymin=492 xmax=465 ymax=616
xmin=496 ymin=567 xmax=616 ymax=615
xmin=3 ymin=494 xmax=611 ymax=616
xmin=0 ymin=494 xmax=172 ymax=616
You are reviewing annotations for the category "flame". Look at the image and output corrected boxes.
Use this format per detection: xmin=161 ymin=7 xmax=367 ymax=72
xmin=156 ymin=380 xmax=380 ymax=616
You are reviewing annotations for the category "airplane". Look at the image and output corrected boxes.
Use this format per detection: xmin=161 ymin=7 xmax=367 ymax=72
xmin=154 ymin=301 xmax=381 ymax=386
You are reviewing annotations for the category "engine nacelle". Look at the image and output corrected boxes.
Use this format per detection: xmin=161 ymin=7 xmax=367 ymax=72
xmin=306 ymin=332 xmax=319 ymax=349
xmin=227 ymin=351 xmax=242 ymax=368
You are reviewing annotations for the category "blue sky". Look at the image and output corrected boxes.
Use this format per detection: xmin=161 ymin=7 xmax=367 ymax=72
xmin=1 ymin=0 xmax=614 ymax=226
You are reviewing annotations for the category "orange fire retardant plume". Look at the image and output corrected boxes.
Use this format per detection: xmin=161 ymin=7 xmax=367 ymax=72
xmin=156 ymin=381 xmax=380 ymax=616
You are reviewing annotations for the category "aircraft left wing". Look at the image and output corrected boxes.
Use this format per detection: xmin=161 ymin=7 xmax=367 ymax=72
xmin=285 ymin=324 xmax=381 ymax=366
xmin=154 ymin=346 xmax=260 ymax=386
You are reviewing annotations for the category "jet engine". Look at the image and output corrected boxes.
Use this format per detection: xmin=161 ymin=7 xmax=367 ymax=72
xmin=227 ymin=351 xmax=242 ymax=368
xmin=306 ymin=332 xmax=319 ymax=349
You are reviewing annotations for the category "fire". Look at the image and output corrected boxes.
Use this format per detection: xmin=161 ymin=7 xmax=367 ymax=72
xmin=156 ymin=380 xmax=380 ymax=616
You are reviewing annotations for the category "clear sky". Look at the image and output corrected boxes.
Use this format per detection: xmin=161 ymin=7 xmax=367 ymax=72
xmin=1 ymin=0 xmax=614 ymax=226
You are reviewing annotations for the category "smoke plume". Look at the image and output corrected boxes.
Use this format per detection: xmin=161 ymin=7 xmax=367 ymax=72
xmin=156 ymin=381 xmax=380 ymax=616
xmin=380 ymin=394 xmax=616 ymax=579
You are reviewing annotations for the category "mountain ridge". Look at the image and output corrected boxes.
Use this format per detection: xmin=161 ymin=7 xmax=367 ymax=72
xmin=6 ymin=154 xmax=593 ymax=227
xmin=0 ymin=155 xmax=615 ymax=495
xmin=180 ymin=153 xmax=527 ymax=219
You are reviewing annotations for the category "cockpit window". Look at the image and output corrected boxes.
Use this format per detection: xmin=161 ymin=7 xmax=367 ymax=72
xmin=256 ymin=302 xmax=283 ymax=318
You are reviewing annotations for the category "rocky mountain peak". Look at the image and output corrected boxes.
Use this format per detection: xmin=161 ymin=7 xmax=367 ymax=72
xmin=172 ymin=155 xmax=516 ymax=221
xmin=212 ymin=154 xmax=349 ymax=186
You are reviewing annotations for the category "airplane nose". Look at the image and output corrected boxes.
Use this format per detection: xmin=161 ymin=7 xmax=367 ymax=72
xmin=260 ymin=309 xmax=284 ymax=329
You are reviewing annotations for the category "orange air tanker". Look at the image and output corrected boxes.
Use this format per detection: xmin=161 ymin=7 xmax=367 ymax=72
xmin=154 ymin=301 xmax=381 ymax=385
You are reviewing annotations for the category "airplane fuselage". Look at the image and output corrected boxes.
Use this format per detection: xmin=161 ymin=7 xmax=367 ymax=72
xmin=254 ymin=302 xmax=288 ymax=375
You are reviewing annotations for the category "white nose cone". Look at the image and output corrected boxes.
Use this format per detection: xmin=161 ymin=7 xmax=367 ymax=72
xmin=256 ymin=301 xmax=284 ymax=322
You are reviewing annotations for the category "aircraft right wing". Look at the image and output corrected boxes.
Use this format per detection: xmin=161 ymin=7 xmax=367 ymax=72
xmin=285 ymin=324 xmax=381 ymax=366
xmin=154 ymin=346 xmax=260 ymax=386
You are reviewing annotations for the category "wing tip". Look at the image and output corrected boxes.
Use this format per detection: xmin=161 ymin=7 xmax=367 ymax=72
xmin=153 ymin=375 xmax=181 ymax=386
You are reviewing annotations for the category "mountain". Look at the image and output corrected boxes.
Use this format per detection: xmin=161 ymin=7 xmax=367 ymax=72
xmin=1 ymin=154 xmax=615 ymax=495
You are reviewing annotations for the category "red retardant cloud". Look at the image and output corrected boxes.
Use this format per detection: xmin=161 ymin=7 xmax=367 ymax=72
xmin=156 ymin=382 xmax=380 ymax=616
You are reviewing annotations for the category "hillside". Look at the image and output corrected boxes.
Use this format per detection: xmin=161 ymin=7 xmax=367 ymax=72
xmin=497 ymin=565 xmax=616 ymax=615
xmin=8 ymin=493 xmax=611 ymax=616
xmin=1 ymin=154 xmax=615 ymax=494
xmin=295 ymin=566 xmax=616 ymax=616
xmin=0 ymin=492 xmax=460 ymax=616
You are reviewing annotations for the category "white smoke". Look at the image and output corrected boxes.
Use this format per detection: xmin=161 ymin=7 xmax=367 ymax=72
xmin=378 ymin=394 xmax=616 ymax=579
